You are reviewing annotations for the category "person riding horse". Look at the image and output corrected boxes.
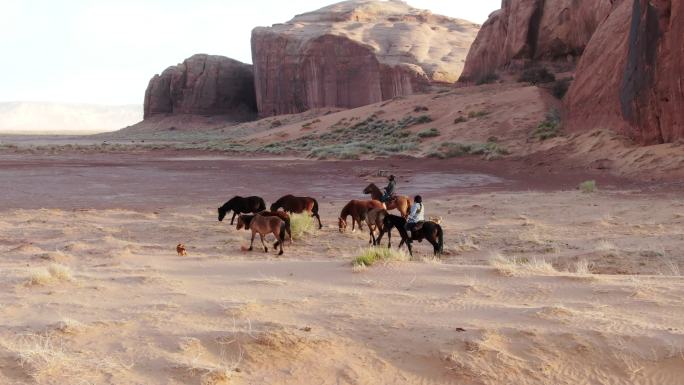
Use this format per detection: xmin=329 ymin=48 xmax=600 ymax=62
xmin=381 ymin=175 xmax=396 ymax=206
xmin=406 ymin=195 xmax=424 ymax=239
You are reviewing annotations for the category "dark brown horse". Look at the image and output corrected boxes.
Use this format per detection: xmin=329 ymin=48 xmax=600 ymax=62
xmin=362 ymin=183 xmax=411 ymax=219
xmin=218 ymin=196 xmax=266 ymax=225
xmin=270 ymin=195 xmax=322 ymax=229
xmin=376 ymin=214 xmax=444 ymax=257
xmin=365 ymin=208 xmax=388 ymax=245
xmin=237 ymin=214 xmax=286 ymax=255
xmin=338 ymin=200 xmax=384 ymax=233
xmin=257 ymin=211 xmax=292 ymax=244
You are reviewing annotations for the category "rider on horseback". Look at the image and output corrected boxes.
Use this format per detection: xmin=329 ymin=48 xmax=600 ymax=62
xmin=406 ymin=195 xmax=424 ymax=239
xmin=381 ymin=175 xmax=396 ymax=207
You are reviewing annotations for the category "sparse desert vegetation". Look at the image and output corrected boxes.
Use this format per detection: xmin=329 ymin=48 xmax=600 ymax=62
xmin=533 ymin=109 xmax=562 ymax=140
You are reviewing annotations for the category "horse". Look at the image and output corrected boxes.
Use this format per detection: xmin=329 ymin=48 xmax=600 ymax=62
xmin=257 ymin=210 xmax=292 ymax=244
xmin=218 ymin=196 xmax=267 ymax=225
xmin=362 ymin=183 xmax=411 ymax=219
xmin=376 ymin=214 xmax=444 ymax=257
xmin=270 ymin=195 xmax=322 ymax=229
xmin=338 ymin=200 xmax=384 ymax=233
xmin=365 ymin=208 xmax=388 ymax=245
xmin=236 ymin=214 xmax=286 ymax=255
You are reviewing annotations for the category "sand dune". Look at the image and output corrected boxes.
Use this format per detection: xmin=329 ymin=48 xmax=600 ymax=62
xmin=0 ymin=184 xmax=682 ymax=384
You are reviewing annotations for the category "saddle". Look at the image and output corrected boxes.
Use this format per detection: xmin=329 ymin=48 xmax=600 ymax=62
xmin=414 ymin=221 xmax=425 ymax=232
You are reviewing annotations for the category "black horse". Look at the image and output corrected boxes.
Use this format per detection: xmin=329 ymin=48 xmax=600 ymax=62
xmin=376 ymin=214 xmax=444 ymax=257
xmin=218 ymin=196 xmax=267 ymax=225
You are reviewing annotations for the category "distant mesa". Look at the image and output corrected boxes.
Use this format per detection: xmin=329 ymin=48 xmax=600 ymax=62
xmin=144 ymin=54 xmax=257 ymax=120
xmin=459 ymin=0 xmax=618 ymax=82
xmin=251 ymin=0 xmax=479 ymax=117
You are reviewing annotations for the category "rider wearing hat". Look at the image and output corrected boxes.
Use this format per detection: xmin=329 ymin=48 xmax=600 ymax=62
xmin=381 ymin=175 xmax=396 ymax=205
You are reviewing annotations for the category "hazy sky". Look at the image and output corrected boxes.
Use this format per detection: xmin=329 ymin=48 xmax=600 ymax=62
xmin=1 ymin=0 xmax=499 ymax=105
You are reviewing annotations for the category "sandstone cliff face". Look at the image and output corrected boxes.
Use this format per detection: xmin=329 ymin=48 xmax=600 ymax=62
xmin=252 ymin=0 xmax=479 ymax=117
xmin=566 ymin=0 xmax=683 ymax=144
xmin=460 ymin=0 xmax=616 ymax=82
xmin=144 ymin=54 xmax=257 ymax=120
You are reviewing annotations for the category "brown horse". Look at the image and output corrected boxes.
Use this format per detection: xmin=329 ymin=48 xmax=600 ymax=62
xmin=257 ymin=210 xmax=292 ymax=244
xmin=270 ymin=195 xmax=322 ymax=229
xmin=338 ymin=200 xmax=384 ymax=233
xmin=365 ymin=208 xmax=388 ymax=245
xmin=237 ymin=214 xmax=286 ymax=255
xmin=362 ymin=183 xmax=411 ymax=219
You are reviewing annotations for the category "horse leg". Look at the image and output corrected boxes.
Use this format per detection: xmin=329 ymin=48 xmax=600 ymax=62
xmin=230 ymin=211 xmax=237 ymax=225
xmin=313 ymin=213 xmax=323 ymax=229
xmin=249 ymin=231 xmax=255 ymax=251
xmin=259 ymin=234 xmax=268 ymax=253
xmin=277 ymin=230 xmax=284 ymax=256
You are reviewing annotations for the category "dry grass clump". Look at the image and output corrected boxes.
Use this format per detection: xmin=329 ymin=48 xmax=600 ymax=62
xmin=289 ymin=213 xmax=317 ymax=240
xmin=52 ymin=318 xmax=88 ymax=335
xmin=489 ymin=253 xmax=557 ymax=277
xmin=573 ymin=260 xmax=594 ymax=275
xmin=353 ymin=247 xmax=410 ymax=268
xmin=2 ymin=332 xmax=130 ymax=383
xmin=27 ymin=264 xmax=74 ymax=286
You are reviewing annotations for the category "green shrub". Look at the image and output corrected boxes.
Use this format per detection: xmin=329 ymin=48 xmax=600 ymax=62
xmin=414 ymin=106 xmax=429 ymax=112
xmin=519 ymin=67 xmax=556 ymax=85
xmin=552 ymin=78 xmax=572 ymax=100
xmin=353 ymin=247 xmax=410 ymax=267
xmin=579 ymin=180 xmax=597 ymax=193
xmin=415 ymin=115 xmax=433 ymax=124
xmin=417 ymin=128 xmax=441 ymax=138
xmin=533 ymin=109 xmax=562 ymax=140
xmin=454 ymin=116 xmax=468 ymax=124
xmin=429 ymin=140 xmax=509 ymax=160
xmin=467 ymin=110 xmax=490 ymax=119
xmin=290 ymin=213 xmax=317 ymax=240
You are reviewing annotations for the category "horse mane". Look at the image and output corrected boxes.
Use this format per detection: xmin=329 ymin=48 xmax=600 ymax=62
xmin=340 ymin=201 xmax=353 ymax=218
xmin=221 ymin=196 xmax=242 ymax=209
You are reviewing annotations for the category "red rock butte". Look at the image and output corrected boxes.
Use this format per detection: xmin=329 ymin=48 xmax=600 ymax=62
xmin=566 ymin=0 xmax=683 ymax=145
xmin=459 ymin=0 xmax=617 ymax=83
xmin=250 ymin=0 xmax=480 ymax=117
xmin=144 ymin=54 xmax=257 ymax=120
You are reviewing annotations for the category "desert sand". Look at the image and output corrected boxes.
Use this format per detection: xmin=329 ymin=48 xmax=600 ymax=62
xmin=0 ymin=152 xmax=682 ymax=385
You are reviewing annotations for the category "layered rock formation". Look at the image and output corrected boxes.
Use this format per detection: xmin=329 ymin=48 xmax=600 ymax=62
xmin=566 ymin=0 xmax=683 ymax=144
xmin=251 ymin=0 xmax=479 ymax=117
xmin=144 ymin=54 xmax=257 ymax=120
xmin=459 ymin=0 xmax=617 ymax=82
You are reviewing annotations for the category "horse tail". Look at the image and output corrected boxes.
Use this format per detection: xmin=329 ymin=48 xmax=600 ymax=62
xmin=312 ymin=198 xmax=319 ymax=215
xmin=437 ymin=225 xmax=444 ymax=255
xmin=280 ymin=222 xmax=287 ymax=243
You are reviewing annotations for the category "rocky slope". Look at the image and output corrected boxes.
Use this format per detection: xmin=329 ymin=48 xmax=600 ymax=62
xmin=144 ymin=54 xmax=257 ymax=120
xmin=251 ymin=0 xmax=479 ymax=117
xmin=459 ymin=0 xmax=617 ymax=82
xmin=566 ymin=0 xmax=683 ymax=144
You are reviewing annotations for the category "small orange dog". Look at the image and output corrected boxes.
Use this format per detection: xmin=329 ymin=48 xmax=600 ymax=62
xmin=176 ymin=243 xmax=187 ymax=256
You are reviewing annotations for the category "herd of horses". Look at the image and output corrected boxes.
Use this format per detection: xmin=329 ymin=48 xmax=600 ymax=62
xmin=217 ymin=183 xmax=444 ymax=257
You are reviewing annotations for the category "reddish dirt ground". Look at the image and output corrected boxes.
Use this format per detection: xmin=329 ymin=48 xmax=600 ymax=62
xmin=0 ymin=149 xmax=650 ymax=210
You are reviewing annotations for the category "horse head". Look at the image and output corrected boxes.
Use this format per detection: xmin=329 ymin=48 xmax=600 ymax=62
xmin=218 ymin=206 xmax=228 ymax=222
xmin=338 ymin=217 xmax=347 ymax=233
xmin=363 ymin=183 xmax=377 ymax=195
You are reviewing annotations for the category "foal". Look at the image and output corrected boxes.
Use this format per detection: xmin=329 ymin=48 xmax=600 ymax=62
xmin=338 ymin=200 xmax=384 ymax=233
xmin=237 ymin=214 xmax=286 ymax=255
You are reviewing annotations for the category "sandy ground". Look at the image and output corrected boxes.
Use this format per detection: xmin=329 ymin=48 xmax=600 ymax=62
xmin=0 ymin=153 xmax=683 ymax=385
